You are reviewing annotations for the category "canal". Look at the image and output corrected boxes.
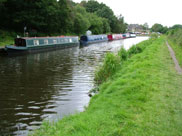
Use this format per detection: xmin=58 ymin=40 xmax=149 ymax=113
xmin=0 ymin=37 xmax=148 ymax=136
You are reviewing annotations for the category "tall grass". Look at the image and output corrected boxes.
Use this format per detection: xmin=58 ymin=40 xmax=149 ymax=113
xmin=94 ymin=52 xmax=120 ymax=84
xmin=168 ymin=28 xmax=182 ymax=46
xmin=167 ymin=28 xmax=182 ymax=67
xmin=95 ymin=37 xmax=155 ymax=85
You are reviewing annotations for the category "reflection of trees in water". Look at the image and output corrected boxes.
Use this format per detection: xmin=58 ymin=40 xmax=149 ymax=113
xmin=0 ymin=47 xmax=78 ymax=135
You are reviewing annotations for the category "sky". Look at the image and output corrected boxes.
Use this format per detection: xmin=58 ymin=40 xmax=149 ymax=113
xmin=72 ymin=0 xmax=182 ymax=27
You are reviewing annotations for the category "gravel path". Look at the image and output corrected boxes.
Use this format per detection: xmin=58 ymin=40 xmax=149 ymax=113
xmin=166 ymin=41 xmax=182 ymax=75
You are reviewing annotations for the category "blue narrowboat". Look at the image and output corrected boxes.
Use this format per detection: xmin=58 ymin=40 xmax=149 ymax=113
xmin=4 ymin=36 xmax=79 ymax=55
xmin=80 ymin=35 xmax=108 ymax=46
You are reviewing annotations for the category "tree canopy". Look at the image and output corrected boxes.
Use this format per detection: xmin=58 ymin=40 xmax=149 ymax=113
xmin=0 ymin=0 xmax=126 ymax=36
xmin=151 ymin=23 xmax=168 ymax=34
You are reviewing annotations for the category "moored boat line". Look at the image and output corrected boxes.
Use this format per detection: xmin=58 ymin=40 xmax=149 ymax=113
xmin=1 ymin=33 xmax=136 ymax=55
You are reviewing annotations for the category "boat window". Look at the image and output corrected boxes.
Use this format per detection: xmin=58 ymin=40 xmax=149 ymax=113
xmin=81 ymin=36 xmax=87 ymax=41
xmin=34 ymin=40 xmax=39 ymax=46
xmin=44 ymin=39 xmax=48 ymax=45
xmin=53 ymin=39 xmax=57 ymax=44
xmin=15 ymin=38 xmax=26 ymax=47
xmin=60 ymin=39 xmax=64 ymax=43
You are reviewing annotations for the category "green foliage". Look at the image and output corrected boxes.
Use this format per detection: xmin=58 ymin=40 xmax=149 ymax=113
xmin=0 ymin=0 xmax=126 ymax=35
xmin=168 ymin=28 xmax=182 ymax=46
xmin=82 ymin=0 xmax=126 ymax=33
xmin=101 ymin=18 xmax=111 ymax=33
xmin=167 ymin=27 xmax=182 ymax=66
xmin=73 ymin=5 xmax=90 ymax=35
xmin=150 ymin=33 xmax=159 ymax=39
xmin=88 ymin=13 xmax=104 ymax=34
xmin=0 ymin=30 xmax=16 ymax=46
xmin=118 ymin=47 xmax=128 ymax=61
xmin=128 ymin=45 xmax=143 ymax=57
xmin=170 ymin=24 xmax=182 ymax=30
xmin=94 ymin=52 xmax=120 ymax=84
xmin=151 ymin=23 xmax=168 ymax=34
xmin=95 ymin=39 xmax=153 ymax=84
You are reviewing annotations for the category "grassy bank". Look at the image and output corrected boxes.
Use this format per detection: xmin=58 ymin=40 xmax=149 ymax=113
xmin=167 ymin=28 xmax=182 ymax=67
xmin=31 ymin=37 xmax=182 ymax=136
xmin=167 ymin=40 xmax=182 ymax=67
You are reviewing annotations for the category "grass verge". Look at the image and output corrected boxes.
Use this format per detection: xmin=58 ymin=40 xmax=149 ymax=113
xmin=31 ymin=37 xmax=182 ymax=136
xmin=168 ymin=40 xmax=182 ymax=67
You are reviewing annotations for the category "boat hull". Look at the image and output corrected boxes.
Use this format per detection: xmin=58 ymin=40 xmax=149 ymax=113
xmin=80 ymin=39 xmax=108 ymax=46
xmin=5 ymin=42 xmax=79 ymax=56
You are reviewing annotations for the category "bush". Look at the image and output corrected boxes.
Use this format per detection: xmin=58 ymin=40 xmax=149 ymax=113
xmin=128 ymin=45 xmax=143 ymax=57
xmin=118 ymin=47 xmax=128 ymax=61
xmin=168 ymin=28 xmax=182 ymax=46
xmin=150 ymin=33 xmax=158 ymax=39
xmin=95 ymin=52 xmax=120 ymax=84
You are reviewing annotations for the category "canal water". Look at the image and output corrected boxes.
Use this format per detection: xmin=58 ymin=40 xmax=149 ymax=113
xmin=0 ymin=37 xmax=148 ymax=136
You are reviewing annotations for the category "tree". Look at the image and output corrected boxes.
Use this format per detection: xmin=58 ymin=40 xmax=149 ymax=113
xmin=151 ymin=23 xmax=164 ymax=33
xmin=81 ymin=0 xmax=100 ymax=13
xmin=82 ymin=0 xmax=126 ymax=33
xmin=170 ymin=24 xmax=182 ymax=30
xmin=0 ymin=0 xmax=72 ymax=35
xmin=143 ymin=23 xmax=149 ymax=31
xmin=73 ymin=5 xmax=90 ymax=35
xmin=88 ymin=13 xmax=103 ymax=34
xmin=102 ymin=18 xmax=111 ymax=33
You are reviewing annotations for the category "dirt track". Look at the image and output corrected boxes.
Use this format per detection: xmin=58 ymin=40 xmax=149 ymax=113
xmin=166 ymin=41 xmax=182 ymax=75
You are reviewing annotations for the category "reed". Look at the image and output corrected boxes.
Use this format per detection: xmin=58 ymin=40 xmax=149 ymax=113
xmin=94 ymin=52 xmax=120 ymax=84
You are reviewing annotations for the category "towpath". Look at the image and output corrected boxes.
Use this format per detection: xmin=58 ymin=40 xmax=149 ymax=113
xmin=166 ymin=41 xmax=182 ymax=75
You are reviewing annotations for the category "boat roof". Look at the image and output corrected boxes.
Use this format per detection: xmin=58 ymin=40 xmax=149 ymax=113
xmin=18 ymin=36 xmax=78 ymax=40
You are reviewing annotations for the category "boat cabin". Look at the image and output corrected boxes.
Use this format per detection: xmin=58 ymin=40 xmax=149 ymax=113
xmin=14 ymin=37 xmax=79 ymax=47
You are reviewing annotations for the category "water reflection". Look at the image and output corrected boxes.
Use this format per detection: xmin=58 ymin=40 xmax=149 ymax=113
xmin=0 ymin=37 xmax=148 ymax=136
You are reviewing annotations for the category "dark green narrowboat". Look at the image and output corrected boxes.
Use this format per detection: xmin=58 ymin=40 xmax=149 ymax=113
xmin=5 ymin=36 xmax=79 ymax=55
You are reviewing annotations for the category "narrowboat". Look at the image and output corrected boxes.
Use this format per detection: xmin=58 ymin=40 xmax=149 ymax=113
xmin=122 ymin=34 xmax=127 ymax=39
xmin=125 ymin=33 xmax=131 ymax=38
xmin=80 ymin=35 xmax=108 ymax=46
xmin=4 ymin=36 xmax=79 ymax=55
xmin=107 ymin=34 xmax=123 ymax=41
xmin=129 ymin=32 xmax=136 ymax=38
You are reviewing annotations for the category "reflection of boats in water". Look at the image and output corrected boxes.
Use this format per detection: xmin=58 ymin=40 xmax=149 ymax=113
xmin=4 ymin=36 xmax=79 ymax=55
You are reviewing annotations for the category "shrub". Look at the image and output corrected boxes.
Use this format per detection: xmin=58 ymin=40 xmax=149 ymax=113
xmin=128 ymin=45 xmax=143 ymax=57
xmin=118 ymin=47 xmax=128 ymax=61
xmin=168 ymin=28 xmax=182 ymax=47
xmin=95 ymin=52 xmax=120 ymax=84
xmin=150 ymin=33 xmax=158 ymax=39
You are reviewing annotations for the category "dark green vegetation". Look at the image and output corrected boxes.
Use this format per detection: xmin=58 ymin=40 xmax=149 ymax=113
xmin=151 ymin=23 xmax=168 ymax=34
xmin=31 ymin=36 xmax=182 ymax=136
xmin=0 ymin=0 xmax=126 ymax=36
xmin=0 ymin=30 xmax=16 ymax=46
xmin=150 ymin=24 xmax=182 ymax=34
xmin=168 ymin=28 xmax=182 ymax=66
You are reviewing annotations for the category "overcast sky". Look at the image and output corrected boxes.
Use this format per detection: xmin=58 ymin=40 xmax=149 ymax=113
xmin=72 ymin=0 xmax=182 ymax=27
